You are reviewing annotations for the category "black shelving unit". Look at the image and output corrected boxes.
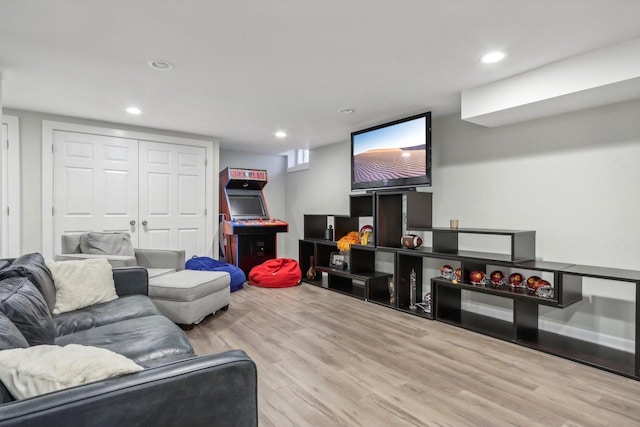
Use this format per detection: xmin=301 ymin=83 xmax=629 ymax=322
xmin=376 ymin=191 xmax=432 ymax=248
xmin=303 ymin=214 xmax=359 ymax=242
xmin=299 ymin=190 xmax=640 ymax=380
xmin=350 ymin=193 xmax=375 ymax=217
xmin=424 ymin=228 xmax=536 ymax=263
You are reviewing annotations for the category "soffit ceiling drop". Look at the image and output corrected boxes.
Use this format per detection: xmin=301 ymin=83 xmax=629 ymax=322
xmin=461 ymin=37 xmax=640 ymax=127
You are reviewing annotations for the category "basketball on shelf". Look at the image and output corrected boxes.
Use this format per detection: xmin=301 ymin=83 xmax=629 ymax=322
xmin=401 ymin=234 xmax=423 ymax=249
xmin=454 ymin=268 xmax=462 ymax=282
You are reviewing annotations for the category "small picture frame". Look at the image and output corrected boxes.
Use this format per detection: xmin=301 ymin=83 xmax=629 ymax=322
xmin=329 ymin=252 xmax=346 ymax=269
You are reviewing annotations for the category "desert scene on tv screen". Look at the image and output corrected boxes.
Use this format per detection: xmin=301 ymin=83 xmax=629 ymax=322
xmin=353 ymin=117 xmax=427 ymax=183
xmin=353 ymin=146 xmax=426 ymax=182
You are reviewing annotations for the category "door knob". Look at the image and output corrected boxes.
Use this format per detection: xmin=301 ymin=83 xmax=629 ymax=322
xmin=142 ymin=220 xmax=148 ymax=226
xmin=130 ymin=220 xmax=136 ymax=226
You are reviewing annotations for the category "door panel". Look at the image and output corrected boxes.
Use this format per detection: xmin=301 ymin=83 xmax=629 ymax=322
xmin=53 ymin=131 xmax=139 ymax=253
xmin=138 ymin=140 xmax=206 ymax=258
xmin=148 ymin=172 xmax=171 ymax=214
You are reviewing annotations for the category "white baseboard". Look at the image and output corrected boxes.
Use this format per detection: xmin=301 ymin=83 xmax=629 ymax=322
xmin=461 ymin=301 xmax=634 ymax=353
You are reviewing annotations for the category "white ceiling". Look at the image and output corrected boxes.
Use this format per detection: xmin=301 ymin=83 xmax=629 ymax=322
xmin=1 ymin=0 xmax=640 ymax=154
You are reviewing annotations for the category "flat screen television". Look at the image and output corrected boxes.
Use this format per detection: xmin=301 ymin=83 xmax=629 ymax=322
xmin=351 ymin=112 xmax=431 ymax=191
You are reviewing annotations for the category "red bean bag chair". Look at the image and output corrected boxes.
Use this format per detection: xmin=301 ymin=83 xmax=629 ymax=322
xmin=249 ymin=258 xmax=301 ymax=288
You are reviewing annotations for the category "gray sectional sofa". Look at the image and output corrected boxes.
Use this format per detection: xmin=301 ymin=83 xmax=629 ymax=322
xmin=55 ymin=232 xmax=232 ymax=326
xmin=0 ymin=253 xmax=257 ymax=426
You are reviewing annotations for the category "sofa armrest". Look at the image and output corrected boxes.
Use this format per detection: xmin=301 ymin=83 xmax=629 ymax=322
xmin=54 ymin=254 xmax=138 ymax=268
xmin=111 ymin=267 xmax=148 ymax=296
xmin=135 ymin=249 xmax=186 ymax=271
xmin=0 ymin=350 xmax=258 ymax=427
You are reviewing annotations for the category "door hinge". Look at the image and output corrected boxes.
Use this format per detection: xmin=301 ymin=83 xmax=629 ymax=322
xmin=52 ymin=144 xmax=54 ymax=154
xmin=51 ymin=207 xmax=54 ymax=216
xmin=204 ymin=158 xmax=208 ymax=167
xmin=204 ymin=208 xmax=207 ymax=216
xmin=6 ymin=207 xmax=9 ymax=216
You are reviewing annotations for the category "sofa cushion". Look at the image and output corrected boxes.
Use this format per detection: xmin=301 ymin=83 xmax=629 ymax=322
xmin=80 ymin=232 xmax=135 ymax=256
xmin=0 ymin=253 xmax=57 ymax=313
xmin=149 ymin=270 xmax=230 ymax=301
xmin=45 ymin=258 xmax=118 ymax=314
xmin=54 ymin=294 xmax=160 ymax=336
xmin=0 ymin=276 xmax=55 ymax=345
xmin=55 ymin=315 xmax=195 ymax=368
xmin=0 ymin=313 xmax=29 ymax=350
xmin=0 ymin=344 xmax=143 ymax=400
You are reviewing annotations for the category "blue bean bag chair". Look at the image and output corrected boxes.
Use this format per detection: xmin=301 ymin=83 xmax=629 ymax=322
xmin=185 ymin=256 xmax=246 ymax=292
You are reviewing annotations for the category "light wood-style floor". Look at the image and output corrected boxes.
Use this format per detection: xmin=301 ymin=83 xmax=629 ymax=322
xmin=186 ymin=283 xmax=640 ymax=426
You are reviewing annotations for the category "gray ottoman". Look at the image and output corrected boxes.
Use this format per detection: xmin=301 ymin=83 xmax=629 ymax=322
xmin=149 ymin=270 xmax=231 ymax=326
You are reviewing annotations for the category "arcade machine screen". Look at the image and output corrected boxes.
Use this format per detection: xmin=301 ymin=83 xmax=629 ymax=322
xmin=227 ymin=190 xmax=267 ymax=220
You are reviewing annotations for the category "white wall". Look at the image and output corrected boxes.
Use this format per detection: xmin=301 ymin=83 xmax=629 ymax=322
xmin=434 ymin=99 xmax=640 ymax=267
xmin=284 ymin=141 xmax=352 ymax=258
xmin=435 ymin=99 xmax=640 ymax=351
xmin=219 ymin=149 xmax=288 ymax=256
xmin=3 ymin=108 xmax=217 ymax=254
xmin=286 ymin=98 xmax=640 ymax=351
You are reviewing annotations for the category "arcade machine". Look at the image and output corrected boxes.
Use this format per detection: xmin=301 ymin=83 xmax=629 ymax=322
xmin=219 ymin=167 xmax=288 ymax=275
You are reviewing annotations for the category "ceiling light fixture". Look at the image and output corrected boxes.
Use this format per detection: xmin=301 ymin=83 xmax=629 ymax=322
xmin=275 ymin=131 xmax=287 ymax=138
xmin=482 ymin=51 xmax=506 ymax=64
xmin=339 ymin=108 xmax=355 ymax=114
xmin=147 ymin=59 xmax=174 ymax=71
xmin=126 ymin=106 xmax=142 ymax=115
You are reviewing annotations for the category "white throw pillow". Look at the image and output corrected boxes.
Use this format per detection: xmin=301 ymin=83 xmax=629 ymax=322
xmin=0 ymin=344 xmax=143 ymax=399
xmin=45 ymin=258 xmax=118 ymax=314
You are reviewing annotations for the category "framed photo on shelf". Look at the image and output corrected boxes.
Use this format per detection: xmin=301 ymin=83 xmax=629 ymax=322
xmin=329 ymin=252 xmax=346 ymax=269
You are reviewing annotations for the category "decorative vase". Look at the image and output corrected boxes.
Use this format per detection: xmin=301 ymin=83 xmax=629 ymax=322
xmin=409 ymin=268 xmax=417 ymax=309
xmin=306 ymin=256 xmax=316 ymax=280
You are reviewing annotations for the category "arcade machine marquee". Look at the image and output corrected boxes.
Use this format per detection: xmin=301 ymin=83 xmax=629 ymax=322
xmin=219 ymin=167 xmax=288 ymax=274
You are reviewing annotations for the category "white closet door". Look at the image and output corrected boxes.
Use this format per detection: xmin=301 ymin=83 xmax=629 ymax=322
xmin=53 ymin=131 xmax=139 ymax=253
xmin=138 ymin=140 xmax=206 ymax=258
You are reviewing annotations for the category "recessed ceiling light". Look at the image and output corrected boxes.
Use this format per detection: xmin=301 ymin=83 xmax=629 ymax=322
xmin=275 ymin=131 xmax=287 ymax=138
xmin=482 ymin=51 xmax=506 ymax=64
xmin=126 ymin=106 xmax=142 ymax=115
xmin=147 ymin=59 xmax=174 ymax=71
xmin=339 ymin=108 xmax=355 ymax=114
